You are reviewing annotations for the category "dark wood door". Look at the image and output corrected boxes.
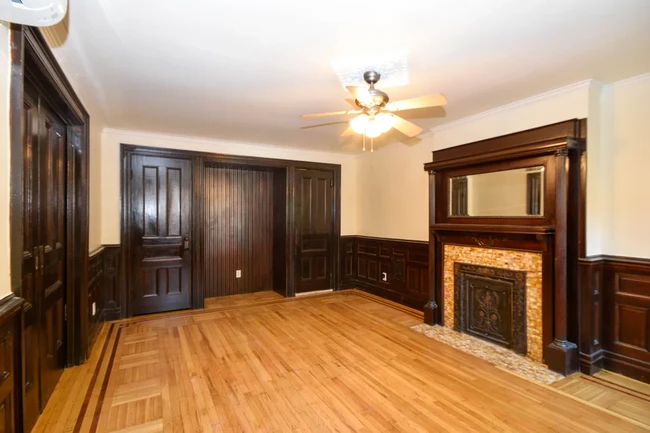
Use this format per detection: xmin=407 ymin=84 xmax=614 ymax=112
xmin=38 ymin=101 xmax=67 ymax=408
xmin=295 ymin=169 xmax=334 ymax=293
xmin=130 ymin=155 xmax=193 ymax=315
xmin=21 ymin=84 xmax=67 ymax=432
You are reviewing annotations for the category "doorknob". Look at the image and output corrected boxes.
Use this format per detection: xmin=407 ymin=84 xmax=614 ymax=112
xmin=184 ymin=236 xmax=190 ymax=250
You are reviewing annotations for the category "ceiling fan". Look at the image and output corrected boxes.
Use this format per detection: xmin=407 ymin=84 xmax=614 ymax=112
xmin=301 ymin=71 xmax=447 ymax=150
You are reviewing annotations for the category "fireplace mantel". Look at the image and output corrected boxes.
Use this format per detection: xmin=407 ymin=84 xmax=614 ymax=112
xmin=423 ymin=119 xmax=587 ymax=376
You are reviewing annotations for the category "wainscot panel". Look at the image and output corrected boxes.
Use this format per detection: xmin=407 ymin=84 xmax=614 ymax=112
xmin=579 ymin=255 xmax=650 ymax=382
xmin=0 ymin=295 xmax=24 ymax=433
xmin=87 ymin=245 xmax=122 ymax=355
xmin=341 ymin=236 xmax=428 ymax=311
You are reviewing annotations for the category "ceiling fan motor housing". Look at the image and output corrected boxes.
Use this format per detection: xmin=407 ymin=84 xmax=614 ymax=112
xmin=356 ymin=71 xmax=389 ymax=109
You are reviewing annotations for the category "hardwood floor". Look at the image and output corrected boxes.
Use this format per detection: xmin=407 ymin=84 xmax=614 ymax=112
xmin=553 ymin=370 xmax=650 ymax=426
xmin=33 ymin=290 xmax=648 ymax=432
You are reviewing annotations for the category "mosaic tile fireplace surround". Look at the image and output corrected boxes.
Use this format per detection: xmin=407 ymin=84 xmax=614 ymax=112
xmin=443 ymin=245 xmax=543 ymax=362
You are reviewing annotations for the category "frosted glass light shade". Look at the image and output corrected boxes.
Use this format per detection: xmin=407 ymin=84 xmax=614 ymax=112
xmin=350 ymin=114 xmax=369 ymax=134
xmin=375 ymin=113 xmax=395 ymax=133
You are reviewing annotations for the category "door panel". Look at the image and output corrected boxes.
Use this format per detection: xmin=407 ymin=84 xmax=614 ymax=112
xmin=295 ymin=169 xmax=334 ymax=293
xmin=21 ymin=84 xmax=67 ymax=432
xmin=21 ymin=89 xmax=40 ymax=433
xmin=39 ymin=102 xmax=66 ymax=407
xmin=131 ymin=155 xmax=193 ymax=315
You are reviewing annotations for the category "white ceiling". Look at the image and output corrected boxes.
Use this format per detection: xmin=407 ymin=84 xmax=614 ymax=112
xmin=51 ymin=0 xmax=650 ymax=152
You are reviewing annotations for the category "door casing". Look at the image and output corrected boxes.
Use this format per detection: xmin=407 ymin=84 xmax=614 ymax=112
xmin=121 ymin=145 xmax=342 ymax=316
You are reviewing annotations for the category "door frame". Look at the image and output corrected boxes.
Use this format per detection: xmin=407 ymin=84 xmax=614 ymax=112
xmin=291 ymin=167 xmax=341 ymax=295
xmin=120 ymin=144 xmax=341 ymax=316
xmin=9 ymin=25 xmax=91 ymax=368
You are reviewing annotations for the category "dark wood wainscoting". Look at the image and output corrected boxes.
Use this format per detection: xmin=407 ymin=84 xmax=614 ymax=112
xmin=0 ymin=295 xmax=24 ymax=433
xmin=203 ymin=165 xmax=279 ymax=297
xmin=341 ymin=236 xmax=428 ymax=310
xmin=580 ymin=255 xmax=650 ymax=382
xmin=87 ymin=245 xmax=122 ymax=355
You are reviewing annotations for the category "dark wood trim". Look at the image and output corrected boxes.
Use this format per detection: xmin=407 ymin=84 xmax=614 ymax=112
xmin=341 ymin=235 xmax=429 ymax=311
xmin=431 ymin=224 xmax=555 ymax=235
xmin=120 ymin=145 xmax=342 ymax=316
xmin=423 ymin=119 xmax=583 ymax=171
xmin=120 ymin=144 xmax=342 ymax=172
xmin=191 ymin=156 xmax=205 ymax=309
xmin=438 ymin=154 xmax=557 ymax=227
xmin=9 ymin=25 xmax=25 ymax=297
xmin=9 ymin=26 xmax=90 ymax=369
xmin=579 ymin=255 xmax=650 ymax=382
xmin=546 ymin=148 xmax=578 ymax=375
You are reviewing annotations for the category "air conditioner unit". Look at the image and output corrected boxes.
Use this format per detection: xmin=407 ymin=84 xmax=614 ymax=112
xmin=0 ymin=0 xmax=67 ymax=27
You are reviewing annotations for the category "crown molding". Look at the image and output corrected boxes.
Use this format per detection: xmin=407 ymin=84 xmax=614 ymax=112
xmin=603 ymin=72 xmax=650 ymax=89
xmin=102 ymin=127 xmax=355 ymax=158
xmin=429 ymin=80 xmax=593 ymax=134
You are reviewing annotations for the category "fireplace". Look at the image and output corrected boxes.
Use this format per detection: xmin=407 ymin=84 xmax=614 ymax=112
xmin=454 ymin=263 xmax=527 ymax=356
xmin=443 ymin=245 xmax=543 ymax=362
xmin=424 ymin=120 xmax=587 ymax=375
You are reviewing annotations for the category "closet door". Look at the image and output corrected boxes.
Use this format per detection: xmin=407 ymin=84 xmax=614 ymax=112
xmin=295 ymin=169 xmax=335 ymax=293
xmin=130 ymin=155 xmax=193 ymax=315
xmin=38 ymin=101 xmax=67 ymax=408
xmin=20 ymin=85 xmax=67 ymax=432
xmin=21 ymin=88 xmax=41 ymax=433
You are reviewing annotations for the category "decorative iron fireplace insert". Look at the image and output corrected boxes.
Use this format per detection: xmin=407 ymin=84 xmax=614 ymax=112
xmin=454 ymin=263 xmax=527 ymax=356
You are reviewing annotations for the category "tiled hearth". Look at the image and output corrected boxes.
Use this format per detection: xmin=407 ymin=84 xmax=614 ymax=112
xmin=443 ymin=245 xmax=543 ymax=362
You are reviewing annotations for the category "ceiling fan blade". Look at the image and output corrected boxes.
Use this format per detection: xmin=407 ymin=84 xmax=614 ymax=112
xmin=341 ymin=126 xmax=355 ymax=137
xmin=346 ymin=86 xmax=372 ymax=104
xmin=301 ymin=110 xmax=361 ymax=119
xmin=391 ymin=115 xmax=423 ymax=138
xmin=386 ymin=94 xmax=447 ymax=112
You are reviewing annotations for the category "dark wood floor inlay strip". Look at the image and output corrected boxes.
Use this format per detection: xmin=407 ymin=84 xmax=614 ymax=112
xmin=73 ymin=323 xmax=115 ymax=433
xmin=89 ymin=325 xmax=124 ymax=433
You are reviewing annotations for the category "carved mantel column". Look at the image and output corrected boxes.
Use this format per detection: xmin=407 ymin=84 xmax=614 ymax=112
xmin=547 ymin=148 xmax=578 ymax=375
xmin=424 ymin=171 xmax=439 ymax=325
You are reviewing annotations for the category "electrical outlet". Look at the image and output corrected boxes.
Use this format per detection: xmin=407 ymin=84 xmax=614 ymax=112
xmin=236 ymin=270 xmax=241 ymax=278
xmin=381 ymin=272 xmax=388 ymax=282
xmin=92 ymin=302 xmax=96 ymax=316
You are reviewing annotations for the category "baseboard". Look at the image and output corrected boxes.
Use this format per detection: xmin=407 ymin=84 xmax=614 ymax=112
xmin=603 ymin=351 xmax=650 ymax=384
xmin=579 ymin=350 xmax=604 ymax=375
xmin=351 ymin=282 xmax=426 ymax=312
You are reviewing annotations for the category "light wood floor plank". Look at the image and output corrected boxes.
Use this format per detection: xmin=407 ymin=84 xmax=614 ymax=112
xmin=31 ymin=290 xmax=650 ymax=432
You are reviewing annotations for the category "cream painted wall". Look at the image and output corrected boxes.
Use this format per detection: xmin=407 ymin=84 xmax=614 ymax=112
xmin=100 ymin=129 xmax=358 ymax=244
xmin=41 ymin=28 xmax=106 ymax=252
xmin=357 ymin=82 xmax=591 ymax=241
xmin=600 ymin=74 xmax=650 ymax=259
xmin=0 ymin=24 xmax=11 ymax=298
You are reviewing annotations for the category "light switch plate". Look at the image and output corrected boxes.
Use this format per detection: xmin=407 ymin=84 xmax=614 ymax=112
xmin=381 ymin=272 xmax=388 ymax=282
xmin=92 ymin=302 xmax=96 ymax=316
xmin=236 ymin=270 xmax=241 ymax=278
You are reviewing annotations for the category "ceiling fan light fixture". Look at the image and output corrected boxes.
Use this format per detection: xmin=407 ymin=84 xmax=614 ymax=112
xmin=364 ymin=118 xmax=383 ymax=138
xmin=350 ymin=114 xmax=369 ymax=134
xmin=375 ymin=112 xmax=395 ymax=133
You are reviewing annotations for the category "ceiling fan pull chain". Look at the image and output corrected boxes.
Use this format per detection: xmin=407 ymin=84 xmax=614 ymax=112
xmin=363 ymin=133 xmax=366 ymax=152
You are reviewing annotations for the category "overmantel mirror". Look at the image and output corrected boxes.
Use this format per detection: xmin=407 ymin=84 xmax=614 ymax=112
xmin=448 ymin=166 xmax=545 ymax=218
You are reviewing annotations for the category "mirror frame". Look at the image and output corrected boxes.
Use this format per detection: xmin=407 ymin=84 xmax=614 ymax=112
xmin=447 ymin=165 xmax=546 ymax=219
xmin=439 ymin=154 xmax=556 ymax=226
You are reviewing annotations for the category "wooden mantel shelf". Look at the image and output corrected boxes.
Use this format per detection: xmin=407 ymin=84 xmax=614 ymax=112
xmin=430 ymin=223 xmax=555 ymax=235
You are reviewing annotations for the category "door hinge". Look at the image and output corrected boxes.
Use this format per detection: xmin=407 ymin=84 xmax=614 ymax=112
xmin=330 ymin=179 xmax=333 ymax=187
xmin=130 ymin=169 xmax=134 ymax=181
xmin=64 ymin=304 xmax=67 ymax=321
